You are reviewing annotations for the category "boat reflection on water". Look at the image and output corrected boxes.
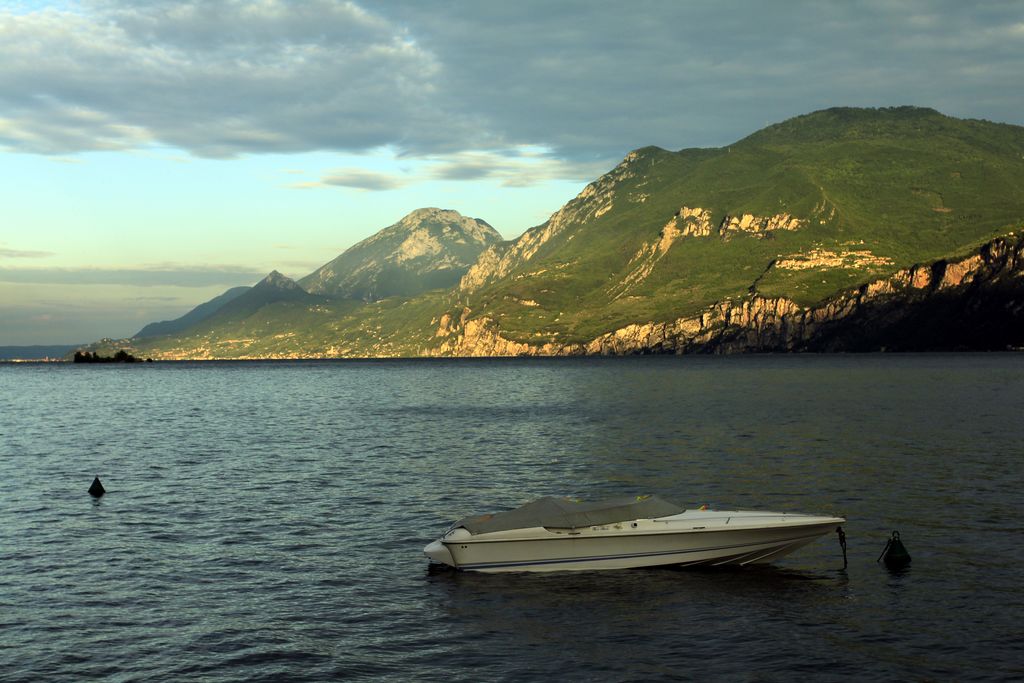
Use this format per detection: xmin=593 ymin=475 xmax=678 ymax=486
xmin=421 ymin=550 xmax=854 ymax=677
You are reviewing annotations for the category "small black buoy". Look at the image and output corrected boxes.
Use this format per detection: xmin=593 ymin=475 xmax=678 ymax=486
xmin=877 ymin=530 xmax=911 ymax=569
xmin=88 ymin=476 xmax=106 ymax=498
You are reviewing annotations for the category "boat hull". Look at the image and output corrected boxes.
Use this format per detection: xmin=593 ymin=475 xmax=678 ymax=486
xmin=427 ymin=511 xmax=844 ymax=573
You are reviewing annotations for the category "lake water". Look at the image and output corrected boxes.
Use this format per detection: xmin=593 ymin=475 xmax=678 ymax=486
xmin=2 ymin=356 xmax=1022 ymax=681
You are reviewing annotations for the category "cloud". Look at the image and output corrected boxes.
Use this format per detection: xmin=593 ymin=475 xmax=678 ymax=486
xmin=0 ymin=0 xmax=1021 ymax=164
xmin=0 ymin=247 xmax=54 ymax=259
xmin=381 ymin=0 xmax=1024 ymax=155
xmin=320 ymin=169 xmax=410 ymax=191
xmin=0 ymin=1 xmax=472 ymax=157
xmin=297 ymin=148 xmax=610 ymax=192
xmin=431 ymin=160 xmax=496 ymax=182
xmin=427 ymin=150 xmax=609 ymax=186
xmin=0 ymin=264 xmax=268 ymax=287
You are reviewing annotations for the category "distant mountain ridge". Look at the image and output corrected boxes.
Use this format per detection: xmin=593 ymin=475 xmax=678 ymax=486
xmin=213 ymin=271 xmax=321 ymax=320
xmin=126 ymin=208 xmax=498 ymax=344
xmin=135 ymin=286 xmax=250 ymax=338
xmin=88 ymin=107 xmax=1024 ymax=358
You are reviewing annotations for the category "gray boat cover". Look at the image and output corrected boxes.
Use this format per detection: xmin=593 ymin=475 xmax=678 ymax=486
xmin=456 ymin=495 xmax=684 ymax=535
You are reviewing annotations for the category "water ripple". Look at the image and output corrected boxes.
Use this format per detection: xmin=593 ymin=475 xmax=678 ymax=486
xmin=2 ymin=355 xmax=1022 ymax=681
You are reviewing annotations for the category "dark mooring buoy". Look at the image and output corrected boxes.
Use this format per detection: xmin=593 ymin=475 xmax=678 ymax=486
xmin=88 ymin=476 xmax=106 ymax=498
xmin=877 ymin=530 xmax=911 ymax=569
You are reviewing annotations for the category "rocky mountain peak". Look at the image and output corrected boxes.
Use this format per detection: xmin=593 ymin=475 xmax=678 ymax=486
xmin=256 ymin=270 xmax=304 ymax=291
xmin=387 ymin=207 xmax=500 ymax=246
xmin=299 ymin=207 xmax=503 ymax=300
xmin=402 ymin=207 xmax=467 ymax=222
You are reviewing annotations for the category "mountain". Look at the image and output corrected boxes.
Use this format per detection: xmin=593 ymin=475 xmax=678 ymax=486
xmin=210 ymin=271 xmax=320 ymax=321
xmin=135 ymin=286 xmax=251 ymax=338
xmin=102 ymin=271 xmax=331 ymax=359
xmin=447 ymin=106 xmax=1024 ymax=350
xmin=300 ymin=207 xmax=502 ymax=300
xmin=115 ymin=107 xmax=1024 ymax=358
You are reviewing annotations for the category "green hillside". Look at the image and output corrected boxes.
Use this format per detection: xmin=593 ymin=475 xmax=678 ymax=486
xmin=458 ymin=107 xmax=1024 ymax=344
xmin=130 ymin=293 xmax=450 ymax=359
xmin=123 ymin=106 xmax=1024 ymax=358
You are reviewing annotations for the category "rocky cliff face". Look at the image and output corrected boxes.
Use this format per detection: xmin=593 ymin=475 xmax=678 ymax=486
xmin=303 ymin=208 xmax=502 ymax=300
xmin=719 ymin=212 xmax=804 ymax=240
xmin=665 ymin=206 xmax=714 ymax=238
xmin=652 ymin=206 xmax=804 ymax=243
xmin=435 ymin=232 xmax=1024 ymax=355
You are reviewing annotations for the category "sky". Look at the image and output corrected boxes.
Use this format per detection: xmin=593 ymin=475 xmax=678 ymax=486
xmin=1 ymin=0 xmax=1023 ymax=345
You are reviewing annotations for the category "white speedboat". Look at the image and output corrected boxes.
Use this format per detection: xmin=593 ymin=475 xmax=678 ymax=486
xmin=424 ymin=495 xmax=845 ymax=573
